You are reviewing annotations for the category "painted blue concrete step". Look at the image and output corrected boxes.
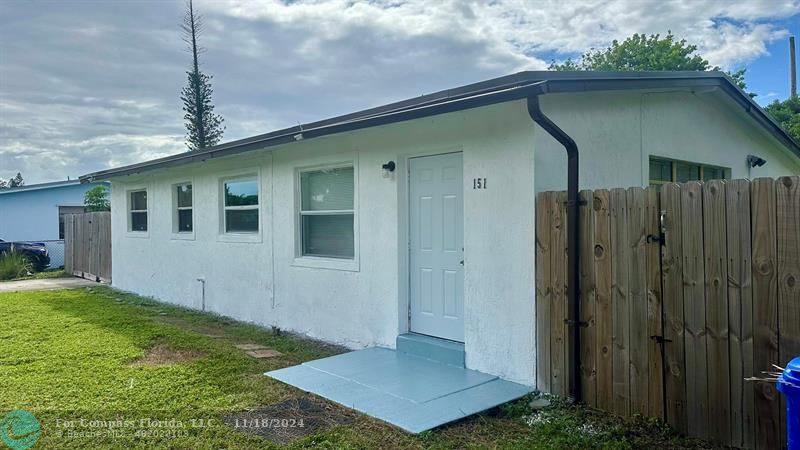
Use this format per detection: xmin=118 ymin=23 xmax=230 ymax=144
xmin=396 ymin=333 xmax=465 ymax=367
xmin=266 ymin=347 xmax=533 ymax=433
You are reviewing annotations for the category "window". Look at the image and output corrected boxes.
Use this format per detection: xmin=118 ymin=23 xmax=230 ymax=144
xmin=129 ymin=190 xmax=148 ymax=232
xmin=223 ymin=178 xmax=258 ymax=233
xmin=299 ymin=166 xmax=355 ymax=259
xmin=649 ymin=157 xmax=728 ymax=186
xmin=175 ymin=183 xmax=193 ymax=233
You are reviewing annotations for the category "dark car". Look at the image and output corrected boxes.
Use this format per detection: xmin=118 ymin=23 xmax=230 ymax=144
xmin=0 ymin=239 xmax=51 ymax=272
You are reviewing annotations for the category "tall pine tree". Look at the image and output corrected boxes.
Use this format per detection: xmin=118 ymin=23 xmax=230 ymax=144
xmin=180 ymin=0 xmax=224 ymax=151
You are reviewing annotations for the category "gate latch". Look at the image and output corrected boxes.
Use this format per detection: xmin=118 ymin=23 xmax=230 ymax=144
xmin=647 ymin=210 xmax=667 ymax=246
xmin=646 ymin=234 xmax=664 ymax=245
xmin=650 ymin=335 xmax=672 ymax=344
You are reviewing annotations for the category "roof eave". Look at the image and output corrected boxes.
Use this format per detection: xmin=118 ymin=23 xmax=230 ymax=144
xmin=79 ymin=72 xmax=800 ymax=182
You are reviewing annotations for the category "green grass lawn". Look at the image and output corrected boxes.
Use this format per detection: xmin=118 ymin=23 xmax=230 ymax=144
xmin=0 ymin=287 xmax=715 ymax=449
xmin=1 ymin=269 xmax=69 ymax=282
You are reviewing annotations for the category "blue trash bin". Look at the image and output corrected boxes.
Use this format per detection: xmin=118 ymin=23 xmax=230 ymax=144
xmin=778 ymin=356 xmax=800 ymax=450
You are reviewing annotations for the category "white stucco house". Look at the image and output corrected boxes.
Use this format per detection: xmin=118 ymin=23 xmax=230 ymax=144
xmin=80 ymin=72 xmax=800 ymax=387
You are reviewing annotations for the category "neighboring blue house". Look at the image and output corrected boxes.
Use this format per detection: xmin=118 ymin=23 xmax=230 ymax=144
xmin=0 ymin=179 xmax=109 ymax=267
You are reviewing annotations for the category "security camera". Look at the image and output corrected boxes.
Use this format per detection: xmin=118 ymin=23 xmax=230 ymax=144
xmin=747 ymin=155 xmax=767 ymax=168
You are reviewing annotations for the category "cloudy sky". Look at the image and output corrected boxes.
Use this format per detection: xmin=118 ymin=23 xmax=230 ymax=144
xmin=1 ymin=0 xmax=799 ymax=183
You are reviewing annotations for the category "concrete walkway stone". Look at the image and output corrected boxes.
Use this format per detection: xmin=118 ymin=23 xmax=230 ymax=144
xmin=247 ymin=349 xmax=283 ymax=359
xmin=234 ymin=343 xmax=268 ymax=351
xmin=0 ymin=277 xmax=98 ymax=292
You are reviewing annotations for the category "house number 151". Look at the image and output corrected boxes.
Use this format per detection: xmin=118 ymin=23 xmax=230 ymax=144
xmin=473 ymin=178 xmax=487 ymax=189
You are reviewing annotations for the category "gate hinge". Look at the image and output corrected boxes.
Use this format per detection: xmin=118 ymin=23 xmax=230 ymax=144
xmin=565 ymin=319 xmax=589 ymax=328
xmin=650 ymin=335 xmax=672 ymax=344
xmin=646 ymin=234 xmax=665 ymax=246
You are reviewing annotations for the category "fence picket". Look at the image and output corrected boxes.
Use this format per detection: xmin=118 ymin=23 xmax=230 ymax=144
xmin=725 ymin=179 xmax=754 ymax=450
xmin=776 ymin=175 xmax=800 ymax=449
xmin=750 ymin=178 xmax=780 ymax=450
xmin=681 ymin=181 xmax=709 ymax=440
xmin=579 ymin=190 xmax=597 ymax=406
xmin=550 ymin=191 xmax=568 ymax=397
xmin=535 ymin=192 xmax=552 ymax=393
xmin=627 ymin=187 xmax=649 ymax=416
xmin=661 ymin=183 xmax=687 ymax=434
xmin=610 ymin=188 xmax=630 ymax=416
xmin=703 ymin=180 xmax=731 ymax=445
xmin=644 ymin=186 xmax=664 ymax=419
xmin=64 ymin=215 xmax=74 ymax=274
xmin=593 ymin=189 xmax=614 ymax=412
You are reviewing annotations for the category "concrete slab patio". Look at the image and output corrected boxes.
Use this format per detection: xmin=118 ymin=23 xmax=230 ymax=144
xmin=0 ymin=277 xmax=98 ymax=292
xmin=267 ymin=347 xmax=533 ymax=433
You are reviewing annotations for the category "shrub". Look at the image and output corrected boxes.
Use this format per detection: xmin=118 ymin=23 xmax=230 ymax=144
xmin=0 ymin=252 xmax=32 ymax=280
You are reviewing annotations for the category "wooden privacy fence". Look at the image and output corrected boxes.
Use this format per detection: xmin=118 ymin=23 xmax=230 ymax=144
xmin=64 ymin=212 xmax=111 ymax=282
xmin=536 ymin=176 xmax=800 ymax=450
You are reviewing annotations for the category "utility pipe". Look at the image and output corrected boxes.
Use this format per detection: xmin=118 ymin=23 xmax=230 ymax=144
xmin=527 ymin=92 xmax=582 ymax=403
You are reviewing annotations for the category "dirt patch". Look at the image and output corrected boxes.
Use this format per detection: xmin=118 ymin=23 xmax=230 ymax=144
xmin=222 ymin=396 xmax=356 ymax=445
xmin=130 ymin=343 xmax=205 ymax=367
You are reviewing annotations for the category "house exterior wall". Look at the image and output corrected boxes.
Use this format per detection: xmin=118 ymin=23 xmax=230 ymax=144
xmin=534 ymin=90 xmax=800 ymax=192
xmin=108 ymin=88 xmax=800 ymax=389
xmin=110 ymin=100 xmax=538 ymax=385
xmin=0 ymin=182 xmax=104 ymax=241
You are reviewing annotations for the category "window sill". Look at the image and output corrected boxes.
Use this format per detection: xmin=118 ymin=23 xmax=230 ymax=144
xmin=292 ymin=256 xmax=359 ymax=272
xmin=170 ymin=232 xmax=195 ymax=241
xmin=216 ymin=232 xmax=262 ymax=244
xmin=126 ymin=231 xmax=149 ymax=239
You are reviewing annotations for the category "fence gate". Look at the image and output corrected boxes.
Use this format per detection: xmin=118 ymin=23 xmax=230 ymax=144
xmin=64 ymin=212 xmax=111 ymax=282
xmin=535 ymin=176 xmax=800 ymax=450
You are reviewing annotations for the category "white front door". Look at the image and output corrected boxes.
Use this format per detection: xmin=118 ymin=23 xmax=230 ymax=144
xmin=409 ymin=152 xmax=464 ymax=342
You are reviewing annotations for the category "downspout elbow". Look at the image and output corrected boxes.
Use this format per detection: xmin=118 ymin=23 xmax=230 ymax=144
xmin=526 ymin=96 xmax=579 ymax=165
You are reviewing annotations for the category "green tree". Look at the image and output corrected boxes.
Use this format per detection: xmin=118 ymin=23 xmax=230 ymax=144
xmin=84 ymin=185 xmax=111 ymax=212
xmin=549 ymin=32 xmax=751 ymax=94
xmin=0 ymin=172 xmax=24 ymax=189
xmin=765 ymin=96 xmax=800 ymax=142
xmin=9 ymin=172 xmax=23 ymax=187
xmin=180 ymin=0 xmax=224 ymax=151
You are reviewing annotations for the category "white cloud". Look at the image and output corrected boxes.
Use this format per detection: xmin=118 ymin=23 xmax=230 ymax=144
xmin=203 ymin=0 xmax=799 ymax=69
xmin=1 ymin=0 xmax=798 ymax=183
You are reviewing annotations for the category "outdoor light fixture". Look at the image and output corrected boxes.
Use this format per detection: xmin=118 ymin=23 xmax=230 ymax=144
xmin=747 ymin=154 xmax=767 ymax=168
xmin=382 ymin=161 xmax=396 ymax=172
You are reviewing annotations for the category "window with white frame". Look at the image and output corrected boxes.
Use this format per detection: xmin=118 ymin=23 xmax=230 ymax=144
xmin=175 ymin=183 xmax=193 ymax=232
xmin=299 ymin=165 xmax=355 ymax=259
xmin=222 ymin=178 xmax=259 ymax=233
xmin=128 ymin=190 xmax=148 ymax=232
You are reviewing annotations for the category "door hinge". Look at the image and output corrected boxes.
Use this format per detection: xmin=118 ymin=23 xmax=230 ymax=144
xmin=564 ymin=319 xmax=589 ymax=328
